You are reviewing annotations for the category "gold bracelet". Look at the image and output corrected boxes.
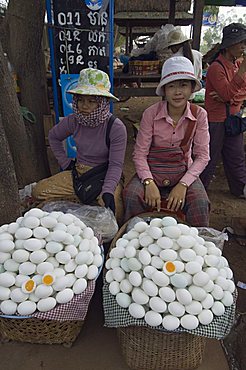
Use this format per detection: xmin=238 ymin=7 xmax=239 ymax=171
xmin=143 ymin=178 xmax=154 ymax=186
xmin=179 ymin=181 xmax=188 ymax=188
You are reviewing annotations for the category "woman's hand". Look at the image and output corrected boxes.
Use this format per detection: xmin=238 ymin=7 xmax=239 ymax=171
xmin=144 ymin=181 xmax=161 ymax=211
xmin=166 ymin=182 xmax=187 ymax=211
xmin=209 ymin=91 xmax=224 ymax=102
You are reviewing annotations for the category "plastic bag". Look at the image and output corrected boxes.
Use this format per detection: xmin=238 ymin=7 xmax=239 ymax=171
xmin=41 ymin=201 xmax=118 ymax=243
xmin=197 ymin=227 xmax=228 ymax=250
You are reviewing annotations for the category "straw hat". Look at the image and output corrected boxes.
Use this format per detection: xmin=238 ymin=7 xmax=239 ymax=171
xmin=67 ymin=68 xmax=119 ymax=101
xmin=167 ymin=29 xmax=192 ymax=48
xmin=156 ymin=56 xmax=202 ymax=96
xmin=220 ymin=23 xmax=246 ymax=50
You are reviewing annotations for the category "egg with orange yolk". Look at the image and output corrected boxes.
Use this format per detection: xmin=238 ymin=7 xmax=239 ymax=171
xmin=163 ymin=261 xmax=176 ymax=276
xmin=21 ymin=279 xmax=36 ymax=293
xmin=42 ymin=273 xmax=56 ymax=286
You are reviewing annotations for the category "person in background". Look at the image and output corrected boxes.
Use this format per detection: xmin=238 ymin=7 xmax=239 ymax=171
xmin=167 ymin=28 xmax=203 ymax=82
xmin=123 ymin=56 xmax=210 ymax=226
xmin=32 ymin=68 xmax=127 ymax=223
xmin=200 ymin=23 xmax=246 ymax=199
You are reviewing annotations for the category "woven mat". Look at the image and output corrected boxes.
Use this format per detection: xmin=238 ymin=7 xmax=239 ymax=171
xmin=103 ymin=279 xmax=237 ymax=340
xmin=0 ymin=280 xmax=96 ymax=321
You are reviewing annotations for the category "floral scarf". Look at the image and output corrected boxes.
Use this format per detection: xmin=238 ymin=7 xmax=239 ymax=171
xmin=72 ymin=95 xmax=110 ymax=127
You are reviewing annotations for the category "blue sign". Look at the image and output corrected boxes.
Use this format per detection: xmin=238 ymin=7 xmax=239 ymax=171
xmin=85 ymin=0 xmax=102 ymax=10
xmin=202 ymin=12 xmax=218 ymax=26
xmin=60 ymin=74 xmax=79 ymax=157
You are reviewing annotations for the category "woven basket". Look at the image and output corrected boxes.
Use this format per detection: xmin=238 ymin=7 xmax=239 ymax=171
xmin=129 ymin=60 xmax=161 ymax=76
xmin=107 ymin=210 xmax=206 ymax=370
xmin=117 ymin=326 xmax=206 ymax=370
xmin=0 ymin=317 xmax=83 ymax=347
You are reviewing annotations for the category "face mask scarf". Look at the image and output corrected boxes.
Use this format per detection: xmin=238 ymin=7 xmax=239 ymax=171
xmin=72 ymin=95 xmax=110 ymax=127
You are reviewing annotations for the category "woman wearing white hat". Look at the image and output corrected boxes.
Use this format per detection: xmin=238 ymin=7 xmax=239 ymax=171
xmin=123 ymin=56 xmax=210 ymax=226
xmin=167 ymin=27 xmax=203 ymax=83
xmin=32 ymin=68 xmax=127 ymax=223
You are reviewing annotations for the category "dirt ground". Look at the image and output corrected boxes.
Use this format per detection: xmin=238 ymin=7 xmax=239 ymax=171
xmin=114 ymin=96 xmax=246 ymax=370
xmin=0 ymin=96 xmax=245 ymax=370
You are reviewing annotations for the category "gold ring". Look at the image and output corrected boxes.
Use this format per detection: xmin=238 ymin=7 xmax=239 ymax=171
xmin=179 ymin=200 xmax=183 ymax=203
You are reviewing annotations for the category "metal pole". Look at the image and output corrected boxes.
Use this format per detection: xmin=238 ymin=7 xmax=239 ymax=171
xmin=109 ymin=0 xmax=114 ymax=112
xmin=46 ymin=0 xmax=60 ymax=123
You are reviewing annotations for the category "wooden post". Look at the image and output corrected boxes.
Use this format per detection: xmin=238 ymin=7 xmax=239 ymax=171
xmin=168 ymin=0 xmax=176 ymax=24
xmin=192 ymin=0 xmax=205 ymax=50
xmin=125 ymin=23 xmax=129 ymax=54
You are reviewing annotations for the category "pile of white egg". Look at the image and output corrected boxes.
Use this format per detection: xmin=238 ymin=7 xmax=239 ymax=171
xmin=0 ymin=208 xmax=103 ymax=315
xmin=105 ymin=216 xmax=235 ymax=330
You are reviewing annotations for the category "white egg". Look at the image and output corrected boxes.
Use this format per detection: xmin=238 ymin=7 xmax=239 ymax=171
xmin=112 ymin=267 xmax=125 ymax=282
xmin=193 ymin=244 xmax=207 ymax=257
xmin=134 ymin=221 xmax=148 ymax=233
xmin=75 ymin=251 xmax=89 ymax=265
xmin=201 ymin=294 xmax=214 ymax=309
xmin=198 ymin=309 xmax=214 ymax=325
xmin=15 ymin=239 xmax=25 ymax=250
xmin=143 ymin=265 xmax=157 ymax=279
xmin=12 ymin=250 xmax=30 ymax=263
xmin=128 ymin=302 xmax=145 ymax=318
xmin=37 ymin=262 xmax=54 ymax=275
xmin=157 ymin=237 xmax=173 ymax=249
xmin=142 ymin=280 xmax=158 ymax=297
xmin=188 ymin=285 xmax=207 ymax=301
xmin=29 ymin=250 xmax=48 ymax=264
xmin=0 ymin=286 xmax=11 ymax=300
xmin=53 ymin=222 xmax=67 ymax=232
xmin=29 ymin=293 xmax=39 ymax=302
xmin=67 ymin=224 xmax=80 ymax=236
xmin=65 ymin=245 xmax=78 ymax=258
xmin=195 ymin=256 xmax=205 ymax=265
xmin=227 ymin=280 xmax=236 ymax=293
xmin=163 ymin=261 xmax=176 ymax=276
xmin=148 ymin=243 xmax=162 ymax=256
xmin=162 ymin=315 xmax=180 ymax=330
xmin=205 ymin=267 xmax=219 ymax=281
xmin=152 ymin=271 xmax=169 ymax=287
xmin=35 ymin=284 xmax=53 ymax=299
xmin=116 ymin=292 xmax=132 ymax=308
xmin=195 ymin=236 xmax=205 ymax=245
xmin=15 ymin=274 xmax=29 ymax=287
xmin=185 ymin=261 xmax=202 ymax=275
xmin=177 ymin=235 xmax=196 ymax=249
xmin=4 ymin=259 xmax=19 ymax=272
xmin=139 ymin=235 xmax=154 ymax=248
xmin=87 ymin=265 xmax=98 ymax=280
xmin=186 ymin=301 xmax=203 ymax=315
xmin=126 ymin=229 xmax=140 ymax=240
xmin=0 ymin=239 xmax=15 ymax=253
xmin=145 ymin=310 xmax=162 ymax=327
xmin=211 ymin=285 xmax=224 ymax=300
xmin=159 ymin=286 xmax=176 ymax=302
xmin=150 ymin=218 xmax=163 ymax=228
xmin=212 ymin=301 xmax=225 ymax=316
xmin=73 ymin=235 xmax=82 ymax=247
xmin=148 ymin=226 xmax=162 ymax=240
xmin=19 ymin=261 xmax=36 ymax=275
xmin=63 ymin=233 xmax=74 ymax=245
xmin=168 ymin=301 xmax=185 ymax=317
xmin=10 ymin=288 xmax=28 ymax=302
xmin=221 ymin=291 xmax=233 ymax=307
xmin=163 ymin=226 xmax=181 ymax=239
xmin=204 ymin=255 xmax=219 ymax=267
xmin=56 ymin=251 xmax=71 ymax=264
xmin=124 ymin=246 xmax=136 ymax=258
xmin=0 ymin=252 xmax=11 ymax=263
xmin=174 ymin=260 xmax=185 ymax=273
xmin=32 ymin=275 xmax=43 ymax=285
xmin=161 ymin=217 xmax=177 ymax=227
xmin=176 ymin=288 xmax=192 ymax=305
xmin=37 ymin=297 xmax=57 ymax=312
xmin=82 ymin=227 xmax=94 ymax=240
xmin=207 ymin=246 xmax=222 ymax=257
xmin=181 ymin=314 xmax=199 ymax=330
xmin=193 ymin=271 xmax=210 ymax=287
xmin=149 ymin=297 xmax=167 ymax=313
xmin=0 ymin=300 xmax=17 ymax=315
xmin=27 ymin=208 xmax=44 ymax=218
xmin=45 ymin=242 xmax=62 ymax=254
xmin=64 ymin=260 xmax=77 ymax=273
xmin=120 ymin=279 xmax=133 ymax=294
xmin=0 ymin=225 xmax=9 ymax=233
xmin=23 ymin=238 xmax=43 ymax=252
xmin=105 ymin=270 xmax=114 ymax=283
xmin=42 ymin=272 xmax=56 ymax=286
xmin=105 ymin=257 xmax=112 ymax=269
xmin=128 ymin=258 xmax=142 ymax=271
xmin=22 ymin=216 xmax=40 ymax=229
xmin=0 ymin=264 xmax=4 ymax=273
xmin=65 ymin=273 xmax=77 ymax=287
xmin=17 ymin=301 xmax=37 ymax=315
xmin=41 ymin=216 xmax=58 ymax=229
xmin=190 ymin=227 xmax=199 ymax=236
xmin=16 ymin=216 xmax=24 ymax=224
xmin=21 ymin=279 xmax=36 ymax=293
xmin=73 ymin=278 xmax=87 ymax=294
xmin=128 ymin=271 xmax=142 ymax=287
xmin=215 ymin=276 xmax=229 ymax=290
xmin=7 ymin=222 xmax=20 ymax=235
xmin=159 ymin=249 xmax=177 ymax=261
xmin=15 ymin=227 xmax=32 ymax=240
xmin=151 ymin=256 xmax=164 ymax=269
xmin=75 ymin=264 xmax=88 ymax=278
xmin=46 ymin=257 xmax=59 ymax=268
xmin=54 ymin=268 xmax=66 ymax=278
xmin=93 ymin=254 xmax=103 ymax=268
xmin=53 ymin=276 xmax=68 ymax=291
xmin=57 ymin=214 xmax=74 ymax=225
xmin=179 ymin=249 xmax=196 ymax=262
xmin=115 ymin=238 xmax=128 ymax=248
xmin=109 ymin=281 xmax=120 ymax=295
xmin=32 ymin=226 xmax=49 ymax=239
xmin=170 ymin=273 xmax=188 ymax=288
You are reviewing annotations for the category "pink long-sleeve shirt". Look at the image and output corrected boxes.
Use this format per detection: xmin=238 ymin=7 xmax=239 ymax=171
xmin=48 ymin=114 xmax=127 ymax=195
xmin=133 ymin=101 xmax=210 ymax=187
xmin=205 ymin=54 xmax=246 ymax=122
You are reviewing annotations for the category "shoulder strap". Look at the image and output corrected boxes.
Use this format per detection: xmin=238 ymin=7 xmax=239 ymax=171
xmin=105 ymin=114 xmax=116 ymax=148
xmin=180 ymin=104 xmax=198 ymax=152
xmin=214 ymin=60 xmax=230 ymax=116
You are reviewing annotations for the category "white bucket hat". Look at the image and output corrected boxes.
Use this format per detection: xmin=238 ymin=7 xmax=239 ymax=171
xmin=156 ymin=56 xmax=202 ymax=96
xmin=167 ymin=28 xmax=192 ymax=48
xmin=67 ymin=68 xmax=119 ymax=101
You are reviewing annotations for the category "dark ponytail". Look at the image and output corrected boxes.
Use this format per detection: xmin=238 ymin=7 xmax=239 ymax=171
xmin=182 ymin=41 xmax=194 ymax=64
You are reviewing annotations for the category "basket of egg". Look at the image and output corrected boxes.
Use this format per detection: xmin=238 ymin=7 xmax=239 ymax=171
xmin=103 ymin=212 xmax=236 ymax=370
xmin=0 ymin=208 xmax=104 ymax=347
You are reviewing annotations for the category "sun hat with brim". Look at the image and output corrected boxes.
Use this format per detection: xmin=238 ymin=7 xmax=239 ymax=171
xmin=156 ymin=56 xmax=202 ymax=96
xmin=220 ymin=23 xmax=246 ymax=50
xmin=167 ymin=29 xmax=192 ymax=48
xmin=67 ymin=68 xmax=119 ymax=101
